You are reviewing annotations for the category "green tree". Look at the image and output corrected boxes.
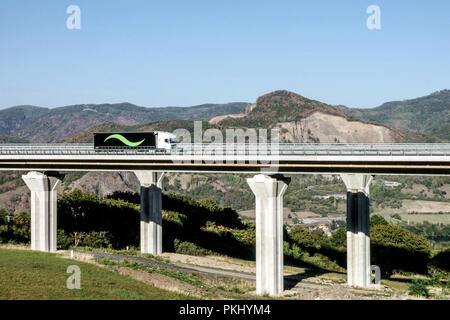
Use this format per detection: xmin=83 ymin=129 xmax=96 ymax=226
xmin=289 ymin=226 xmax=314 ymax=247
xmin=370 ymin=214 xmax=389 ymax=227
xmin=330 ymin=228 xmax=346 ymax=249
xmin=371 ymin=223 xmax=431 ymax=275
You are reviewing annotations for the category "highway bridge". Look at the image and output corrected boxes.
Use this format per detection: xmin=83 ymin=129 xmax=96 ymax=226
xmin=1 ymin=143 xmax=449 ymax=295
xmin=0 ymin=143 xmax=449 ymax=174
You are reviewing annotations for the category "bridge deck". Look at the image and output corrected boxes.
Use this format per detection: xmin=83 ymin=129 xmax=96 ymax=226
xmin=0 ymin=143 xmax=449 ymax=175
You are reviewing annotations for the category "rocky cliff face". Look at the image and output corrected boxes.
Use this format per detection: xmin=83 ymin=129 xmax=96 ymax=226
xmin=275 ymin=112 xmax=397 ymax=143
xmin=210 ymin=90 xmax=428 ymax=143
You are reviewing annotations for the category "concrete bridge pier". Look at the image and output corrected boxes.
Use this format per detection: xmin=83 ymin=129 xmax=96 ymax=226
xmin=134 ymin=171 xmax=165 ymax=255
xmin=340 ymin=174 xmax=373 ymax=287
xmin=22 ymin=171 xmax=61 ymax=252
xmin=247 ymin=174 xmax=290 ymax=295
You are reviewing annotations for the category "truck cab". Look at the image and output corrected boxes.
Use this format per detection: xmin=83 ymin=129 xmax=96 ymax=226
xmin=156 ymin=131 xmax=177 ymax=150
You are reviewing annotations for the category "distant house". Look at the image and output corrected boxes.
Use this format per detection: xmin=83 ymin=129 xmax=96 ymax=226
xmin=383 ymin=181 xmax=401 ymax=187
xmin=310 ymin=223 xmax=332 ymax=237
xmin=312 ymin=194 xmax=346 ymax=200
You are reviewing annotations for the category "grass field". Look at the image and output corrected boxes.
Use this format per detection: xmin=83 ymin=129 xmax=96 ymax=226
xmin=377 ymin=212 xmax=450 ymax=224
xmin=373 ymin=200 xmax=450 ymax=216
xmin=0 ymin=248 xmax=191 ymax=300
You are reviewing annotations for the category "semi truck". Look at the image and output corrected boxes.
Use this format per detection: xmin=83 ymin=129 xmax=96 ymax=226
xmin=93 ymin=131 xmax=177 ymax=151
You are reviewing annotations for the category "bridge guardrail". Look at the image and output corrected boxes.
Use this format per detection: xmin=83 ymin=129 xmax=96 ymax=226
xmin=0 ymin=143 xmax=449 ymax=157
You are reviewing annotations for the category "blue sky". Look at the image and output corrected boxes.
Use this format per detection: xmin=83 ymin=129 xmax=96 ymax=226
xmin=1 ymin=0 xmax=449 ymax=109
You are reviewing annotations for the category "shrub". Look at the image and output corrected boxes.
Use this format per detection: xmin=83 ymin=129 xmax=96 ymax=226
xmin=1 ymin=189 xmax=257 ymax=258
xmin=371 ymin=223 xmax=431 ymax=275
xmin=230 ymin=222 xmax=255 ymax=246
xmin=57 ymin=229 xmax=74 ymax=249
xmin=198 ymin=221 xmax=254 ymax=258
xmin=370 ymin=214 xmax=389 ymax=227
xmin=286 ymin=225 xmax=346 ymax=269
xmin=163 ymin=193 xmax=242 ymax=229
xmin=310 ymin=228 xmax=328 ymax=244
xmin=105 ymin=191 xmax=140 ymax=204
xmin=306 ymin=252 xmax=343 ymax=272
xmin=58 ymin=190 xmax=139 ymax=248
xmin=330 ymin=228 xmax=346 ymax=249
xmin=10 ymin=212 xmax=31 ymax=243
xmin=57 ymin=230 xmax=112 ymax=249
xmin=283 ymin=241 xmax=306 ymax=261
xmin=162 ymin=210 xmax=185 ymax=227
xmin=291 ymin=243 xmax=304 ymax=260
xmin=0 ymin=208 xmax=8 ymax=225
xmin=0 ymin=225 xmax=8 ymax=243
xmin=173 ymin=239 xmax=213 ymax=256
xmin=283 ymin=241 xmax=290 ymax=256
xmin=428 ymin=271 xmax=447 ymax=287
xmin=197 ymin=198 xmax=222 ymax=213
xmin=289 ymin=226 xmax=315 ymax=248
xmin=429 ymin=248 xmax=450 ymax=272
xmin=82 ymin=231 xmax=112 ymax=248
xmin=409 ymin=279 xmax=430 ymax=298
xmin=390 ymin=213 xmax=402 ymax=220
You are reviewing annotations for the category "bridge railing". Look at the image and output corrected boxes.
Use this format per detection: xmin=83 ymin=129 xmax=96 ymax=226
xmin=0 ymin=143 xmax=449 ymax=157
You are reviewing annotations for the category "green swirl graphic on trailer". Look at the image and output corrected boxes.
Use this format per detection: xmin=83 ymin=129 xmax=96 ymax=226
xmin=103 ymin=134 xmax=145 ymax=147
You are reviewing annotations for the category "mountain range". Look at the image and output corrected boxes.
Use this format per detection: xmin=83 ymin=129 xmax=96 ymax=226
xmin=0 ymin=102 xmax=248 ymax=142
xmin=1 ymin=89 xmax=448 ymax=144
xmin=0 ymin=89 xmax=448 ymax=213
xmin=342 ymin=89 xmax=450 ymax=141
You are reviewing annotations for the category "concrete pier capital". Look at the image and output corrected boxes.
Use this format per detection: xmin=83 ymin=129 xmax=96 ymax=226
xmin=340 ymin=174 xmax=373 ymax=195
xmin=22 ymin=171 xmax=61 ymax=193
xmin=134 ymin=171 xmax=165 ymax=188
xmin=247 ymin=174 xmax=290 ymax=199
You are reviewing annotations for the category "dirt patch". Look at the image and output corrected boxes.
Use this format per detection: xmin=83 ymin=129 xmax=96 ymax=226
xmin=276 ymin=112 xmax=396 ymax=143
xmin=161 ymin=252 xmax=256 ymax=274
xmin=239 ymin=208 xmax=320 ymax=222
xmin=117 ymin=266 xmax=199 ymax=296
xmin=385 ymin=200 xmax=449 ymax=214
xmin=210 ymin=110 xmax=398 ymax=143
xmin=410 ymin=200 xmax=450 ymax=212
xmin=0 ymin=243 xmax=31 ymax=251
xmin=209 ymin=113 xmax=246 ymax=124
xmin=392 ymin=213 xmax=450 ymax=224
xmin=291 ymin=211 xmax=321 ymax=219
xmin=284 ymin=282 xmax=414 ymax=300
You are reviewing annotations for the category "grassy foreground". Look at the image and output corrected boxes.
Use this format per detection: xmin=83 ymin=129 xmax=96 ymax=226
xmin=0 ymin=248 xmax=190 ymax=300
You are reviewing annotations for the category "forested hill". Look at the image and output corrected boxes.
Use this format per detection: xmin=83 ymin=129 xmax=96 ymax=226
xmin=0 ymin=102 xmax=248 ymax=143
xmin=345 ymin=89 xmax=450 ymax=141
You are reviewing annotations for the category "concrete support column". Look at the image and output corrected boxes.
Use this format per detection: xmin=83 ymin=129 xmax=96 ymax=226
xmin=340 ymin=174 xmax=373 ymax=287
xmin=247 ymin=174 xmax=290 ymax=295
xmin=134 ymin=171 xmax=165 ymax=255
xmin=22 ymin=171 xmax=61 ymax=252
